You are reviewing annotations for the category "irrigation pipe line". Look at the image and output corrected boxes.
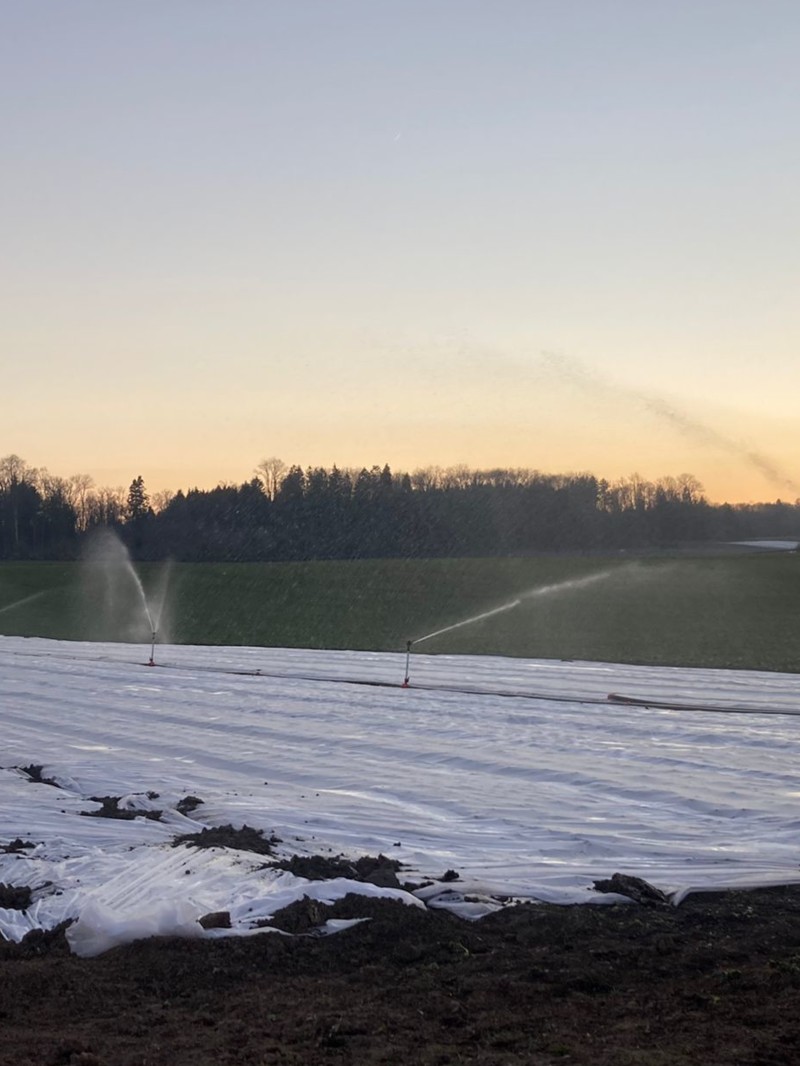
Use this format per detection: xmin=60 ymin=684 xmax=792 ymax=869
xmin=4 ymin=645 xmax=799 ymax=718
xmin=100 ymin=665 xmax=800 ymax=715
xmin=604 ymin=692 xmax=800 ymax=716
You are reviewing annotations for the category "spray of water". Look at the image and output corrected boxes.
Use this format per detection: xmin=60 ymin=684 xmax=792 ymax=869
xmin=0 ymin=590 xmax=46 ymax=616
xmin=518 ymin=569 xmax=612 ymax=602
xmin=411 ymin=570 xmax=612 ymax=647
xmin=412 ymin=600 xmax=522 ymax=646
xmin=147 ymin=559 xmax=173 ymax=637
xmin=129 ymin=565 xmax=154 ymax=633
xmin=403 ymin=568 xmax=615 ymax=685
xmin=81 ymin=529 xmax=168 ymax=659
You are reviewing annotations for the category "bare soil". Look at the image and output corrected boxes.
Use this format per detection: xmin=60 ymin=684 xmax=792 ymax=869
xmin=3 ymin=883 xmax=800 ymax=1065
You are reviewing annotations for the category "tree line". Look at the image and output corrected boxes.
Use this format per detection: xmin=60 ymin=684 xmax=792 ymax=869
xmin=1 ymin=453 xmax=798 ymax=562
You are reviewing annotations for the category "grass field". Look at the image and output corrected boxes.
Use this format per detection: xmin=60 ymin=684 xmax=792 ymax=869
xmin=1 ymin=551 xmax=799 ymax=672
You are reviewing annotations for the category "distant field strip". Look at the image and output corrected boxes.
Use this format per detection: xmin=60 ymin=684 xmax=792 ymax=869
xmin=1 ymin=552 xmax=799 ymax=671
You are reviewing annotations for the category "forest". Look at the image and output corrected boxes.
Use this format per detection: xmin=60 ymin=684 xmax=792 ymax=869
xmin=1 ymin=453 xmax=798 ymax=562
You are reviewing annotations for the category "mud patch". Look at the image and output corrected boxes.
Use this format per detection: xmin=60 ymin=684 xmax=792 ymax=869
xmin=4 ymin=887 xmax=800 ymax=1064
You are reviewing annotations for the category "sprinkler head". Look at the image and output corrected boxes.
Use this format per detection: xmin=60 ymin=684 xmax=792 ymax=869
xmin=402 ymin=638 xmax=413 ymax=687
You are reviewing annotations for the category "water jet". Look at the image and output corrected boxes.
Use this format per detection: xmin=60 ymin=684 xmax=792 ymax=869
xmin=0 ymin=590 xmax=47 ymax=617
xmin=81 ymin=529 xmax=171 ymax=664
xmin=402 ymin=569 xmax=612 ymax=685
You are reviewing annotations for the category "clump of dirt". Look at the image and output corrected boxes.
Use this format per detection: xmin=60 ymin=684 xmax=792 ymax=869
xmin=0 ymin=919 xmax=73 ymax=959
xmin=593 ymin=871 xmax=672 ymax=907
xmin=198 ymin=911 xmax=232 ymax=930
xmin=1 ymin=838 xmax=35 ymax=854
xmin=19 ymin=764 xmax=61 ymax=788
xmin=0 ymin=883 xmax=32 ymax=910
xmin=80 ymin=796 xmax=163 ymax=821
xmin=50 ymin=1038 xmax=102 ymax=1065
xmin=270 ymin=852 xmax=403 ymax=888
xmin=175 ymin=795 xmax=204 ymax=816
xmin=266 ymin=896 xmax=328 ymax=934
xmin=173 ymin=824 xmax=281 ymax=854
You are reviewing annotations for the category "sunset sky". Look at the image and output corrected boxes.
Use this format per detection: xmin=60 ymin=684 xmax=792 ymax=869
xmin=3 ymin=1 xmax=799 ymax=504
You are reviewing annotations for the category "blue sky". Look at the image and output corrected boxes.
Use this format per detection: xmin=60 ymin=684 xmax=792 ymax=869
xmin=2 ymin=1 xmax=798 ymax=501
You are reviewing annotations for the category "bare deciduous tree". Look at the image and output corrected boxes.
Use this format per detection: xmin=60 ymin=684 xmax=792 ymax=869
xmin=66 ymin=473 xmax=95 ymax=532
xmin=254 ymin=457 xmax=287 ymax=501
xmin=151 ymin=489 xmax=176 ymax=513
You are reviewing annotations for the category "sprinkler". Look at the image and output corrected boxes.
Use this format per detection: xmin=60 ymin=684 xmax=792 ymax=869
xmin=147 ymin=628 xmax=157 ymax=667
xmin=402 ymin=639 xmax=413 ymax=687
xmin=399 ymin=571 xmax=614 ymax=689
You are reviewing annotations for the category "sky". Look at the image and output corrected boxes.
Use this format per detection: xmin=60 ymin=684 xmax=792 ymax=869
xmin=2 ymin=0 xmax=799 ymax=504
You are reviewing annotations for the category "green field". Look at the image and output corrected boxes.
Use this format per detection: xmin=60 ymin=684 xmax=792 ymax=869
xmin=1 ymin=552 xmax=799 ymax=672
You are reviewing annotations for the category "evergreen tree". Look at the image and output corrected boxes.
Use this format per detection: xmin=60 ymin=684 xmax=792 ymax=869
xmin=126 ymin=476 xmax=149 ymax=522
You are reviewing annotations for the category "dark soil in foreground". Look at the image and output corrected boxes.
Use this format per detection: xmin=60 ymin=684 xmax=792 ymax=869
xmin=2 ymin=886 xmax=800 ymax=1065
